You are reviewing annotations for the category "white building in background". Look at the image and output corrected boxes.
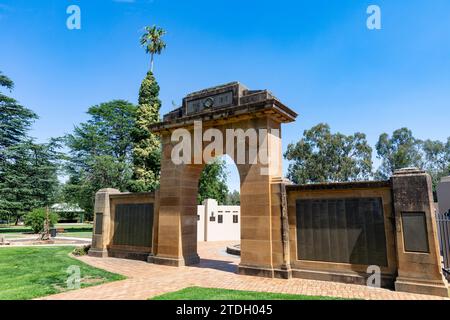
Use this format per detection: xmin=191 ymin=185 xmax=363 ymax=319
xmin=197 ymin=199 xmax=240 ymax=241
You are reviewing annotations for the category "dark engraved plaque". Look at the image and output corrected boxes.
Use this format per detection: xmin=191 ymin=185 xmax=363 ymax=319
xmin=296 ymin=198 xmax=388 ymax=266
xmin=112 ymin=203 xmax=154 ymax=248
xmin=186 ymin=91 xmax=233 ymax=114
xmin=401 ymin=212 xmax=429 ymax=253
xmin=95 ymin=213 xmax=103 ymax=235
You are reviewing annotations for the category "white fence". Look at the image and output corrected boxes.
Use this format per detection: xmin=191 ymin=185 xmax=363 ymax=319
xmin=436 ymin=211 xmax=450 ymax=275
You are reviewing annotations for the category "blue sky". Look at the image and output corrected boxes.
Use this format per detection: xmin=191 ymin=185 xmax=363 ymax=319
xmin=1 ymin=0 xmax=450 ymax=192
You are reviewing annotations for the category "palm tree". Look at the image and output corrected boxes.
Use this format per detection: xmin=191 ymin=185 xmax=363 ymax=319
xmin=140 ymin=25 xmax=167 ymax=72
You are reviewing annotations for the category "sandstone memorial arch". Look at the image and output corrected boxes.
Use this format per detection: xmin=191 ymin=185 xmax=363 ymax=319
xmin=89 ymin=82 xmax=449 ymax=297
xmin=148 ymin=82 xmax=296 ymax=278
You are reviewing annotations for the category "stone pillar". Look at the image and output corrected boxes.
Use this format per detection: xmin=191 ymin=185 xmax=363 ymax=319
xmin=88 ymin=188 xmax=120 ymax=258
xmin=392 ymin=168 xmax=449 ymax=297
xmin=148 ymin=189 xmax=160 ymax=260
xmin=149 ymin=133 xmax=201 ymax=266
xmin=238 ymin=118 xmax=290 ymax=278
xmin=269 ymin=178 xmax=292 ymax=279
xmin=238 ymin=164 xmax=274 ymax=277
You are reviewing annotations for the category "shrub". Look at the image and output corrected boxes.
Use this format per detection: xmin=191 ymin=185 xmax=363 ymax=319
xmin=72 ymin=245 xmax=91 ymax=256
xmin=23 ymin=208 xmax=58 ymax=234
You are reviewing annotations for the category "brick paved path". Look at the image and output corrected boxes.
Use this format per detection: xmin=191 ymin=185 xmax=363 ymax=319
xmin=40 ymin=241 xmax=446 ymax=300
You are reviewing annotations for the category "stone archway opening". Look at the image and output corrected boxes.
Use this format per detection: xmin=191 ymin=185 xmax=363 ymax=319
xmin=195 ymin=154 xmax=241 ymax=272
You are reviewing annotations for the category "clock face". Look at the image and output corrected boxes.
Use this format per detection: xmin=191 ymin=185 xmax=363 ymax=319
xmin=203 ymin=97 xmax=215 ymax=108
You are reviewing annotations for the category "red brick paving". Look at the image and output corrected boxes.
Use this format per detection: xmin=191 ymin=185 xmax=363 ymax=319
xmin=39 ymin=241 xmax=447 ymax=300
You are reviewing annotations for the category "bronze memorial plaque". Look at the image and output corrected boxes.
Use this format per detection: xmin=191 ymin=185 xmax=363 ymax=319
xmin=94 ymin=213 xmax=103 ymax=235
xmin=296 ymin=198 xmax=388 ymax=266
xmin=112 ymin=203 xmax=154 ymax=248
xmin=401 ymin=212 xmax=429 ymax=253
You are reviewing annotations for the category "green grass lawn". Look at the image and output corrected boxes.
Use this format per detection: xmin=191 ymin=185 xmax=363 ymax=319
xmin=0 ymin=223 xmax=92 ymax=232
xmin=0 ymin=246 xmax=124 ymax=300
xmin=151 ymin=287 xmax=342 ymax=300
xmin=56 ymin=223 xmax=92 ymax=228
xmin=0 ymin=224 xmax=93 ymax=239
xmin=58 ymin=231 xmax=92 ymax=239
xmin=0 ymin=226 xmax=34 ymax=234
xmin=3 ymin=231 xmax=92 ymax=239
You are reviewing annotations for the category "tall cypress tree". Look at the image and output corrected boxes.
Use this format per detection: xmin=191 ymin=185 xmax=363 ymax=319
xmin=130 ymin=71 xmax=161 ymax=192
xmin=131 ymin=25 xmax=166 ymax=192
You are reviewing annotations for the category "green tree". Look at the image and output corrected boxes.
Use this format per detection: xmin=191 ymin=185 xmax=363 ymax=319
xmin=225 ymin=190 xmax=240 ymax=205
xmin=62 ymin=175 xmax=95 ymax=221
xmin=0 ymin=142 xmax=35 ymax=223
xmin=130 ymin=71 xmax=161 ymax=192
xmin=422 ymin=138 xmax=450 ymax=190
xmin=284 ymin=123 xmax=373 ymax=184
xmin=0 ymin=71 xmax=37 ymax=153
xmin=28 ymin=139 xmax=62 ymax=207
xmin=0 ymin=140 xmax=60 ymax=224
xmin=198 ymin=159 xmax=229 ymax=205
xmin=375 ymin=128 xmax=423 ymax=179
xmin=64 ymin=100 xmax=137 ymax=218
xmin=140 ymin=25 xmax=167 ymax=72
xmin=0 ymin=72 xmax=58 ymax=224
xmin=131 ymin=36 xmax=166 ymax=192
xmin=24 ymin=207 xmax=58 ymax=234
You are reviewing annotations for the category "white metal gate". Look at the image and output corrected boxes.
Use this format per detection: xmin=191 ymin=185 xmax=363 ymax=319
xmin=436 ymin=211 xmax=450 ymax=276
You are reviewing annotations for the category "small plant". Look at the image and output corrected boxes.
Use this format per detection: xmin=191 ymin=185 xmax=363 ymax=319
xmin=23 ymin=208 xmax=58 ymax=234
xmin=72 ymin=245 xmax=91 ymax=256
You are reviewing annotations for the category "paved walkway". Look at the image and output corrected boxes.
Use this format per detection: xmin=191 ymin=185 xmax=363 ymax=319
xmin=40 ymin=241 xmax=446 ymax=300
